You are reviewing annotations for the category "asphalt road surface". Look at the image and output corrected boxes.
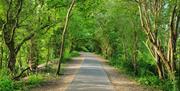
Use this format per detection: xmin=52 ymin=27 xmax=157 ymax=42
xmin=66 ymin=53 xmax=114 ymax=91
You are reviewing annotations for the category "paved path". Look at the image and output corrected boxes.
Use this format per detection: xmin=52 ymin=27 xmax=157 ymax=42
xmin=66 ymin=53 xmax=114 ymax=91
xmin=31 ymin=53 xmax=159 ymax=91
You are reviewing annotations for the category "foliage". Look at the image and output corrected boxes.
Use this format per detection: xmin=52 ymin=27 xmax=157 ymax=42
xmin=0 ymin=0 xmax=179 ymax=91
xmin=0 ymin=69 xmax=14 ymax=91
xmin=26 ymin=74 xmax=44 ymax=86
xmin=0 ymin=76 xmax=14 ymax=91
xmin=138 ymin=76 xmax=161 ymax=86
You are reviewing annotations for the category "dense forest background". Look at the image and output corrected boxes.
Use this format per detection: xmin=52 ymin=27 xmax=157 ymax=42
xmin=0 ymin=0 xmax=179 ymax=91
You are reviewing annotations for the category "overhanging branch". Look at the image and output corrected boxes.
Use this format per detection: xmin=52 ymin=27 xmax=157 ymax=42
xmin=11 ymin=0 xmax=23 ymax=42
xmin=14 ymin=24 xmax=51 ymax=54
xmin=15 ymin=33 xmax=34 ymax=54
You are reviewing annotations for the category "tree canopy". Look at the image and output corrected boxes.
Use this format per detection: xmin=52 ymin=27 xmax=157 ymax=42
xmin=0 ymin=0 xmax=179 ymax=91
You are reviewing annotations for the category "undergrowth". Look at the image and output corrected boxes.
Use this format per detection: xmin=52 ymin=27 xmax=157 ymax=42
xmin=108 ymin=56 xmax=178 ymax=91
xmin=0 ymin=51 xmax=79 ymax=91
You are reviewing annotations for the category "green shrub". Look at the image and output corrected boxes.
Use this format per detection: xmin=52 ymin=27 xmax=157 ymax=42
xmin=138 ymin=76 xmax=160 ymax=86
xmin=0 ymin=69 xmax=14 ymax=91
xmin=70 ymin=51 xmax=79 ymax=57
xmin=13 ymin=81 xmax=26 ymax=91
xmin=0 ymin=76 xmax=14 ymax=91
xmin=160 ymin=80 xmax=174 ymax=91
xmin=63 ymin=49 xmax=71 ymax=60
xmin=27 ymin=74 xmax=44 ymax=86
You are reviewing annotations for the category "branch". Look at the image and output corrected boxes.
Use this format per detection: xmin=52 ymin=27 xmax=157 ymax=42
xmin=15 ymin=33 xmax=34 ymax=54
xmin=134 ymin=0 xmax=139 ymax=3
xmin=173 ymin=5 xmax=179 ymax=36
xmin=11 ymin=0 xmax=23 ymax=41
xmin=170 ymin=5 xmax=177 ymax=33
xmin=14 ymin=23 xmax=51 ymax=54
xmin=2 ymin=0 xmax=12 ymax=31
xmin=40 ymin=24 xmax=49 ymax=30
xmin=176 ymin=12 xmax=179 ymax=36
xmin=6 ymin=0 xmax=12 ymax=23
xmin=19 ymin=4 xmax=39 ymax=25
xmin=40 ymin=24 xmax=56 ymax=35
xmin=13 ymin=67 xmax=30 ymax=80
xmin=150 ymin=41 xmax=172 ymax=72
xmin=143 ymin=40 xmax=155 ymax=59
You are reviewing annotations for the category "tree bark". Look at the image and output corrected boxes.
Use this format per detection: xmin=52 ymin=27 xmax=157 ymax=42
xmin=132 ymin=30 xmax=138 ymax=75
xmin=18 ymin=52 xmax=22 ymax=70
xmin=136 ymin=0 xmax=179 ymax=88
xmin=0 ymin=37 xmax=3 ymax=69
xmin=0 ymin=46 xmax=3 ymax=69
xmin=56 ymin=0 xmax=76 ymax=75
xmin=2 ymin=0 xmax=23 ymax=72
xmin=28 ymin=37 xmax=38 ymax=72
xmin=8 ymin=48 xmax=17 ymax=72
xmin=156 ymin=56 xmax=164 ymax=79
xmin=46 ymin=38 xmax=51 ymax=68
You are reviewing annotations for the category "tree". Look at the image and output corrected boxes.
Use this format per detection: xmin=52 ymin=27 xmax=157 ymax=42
xmin=56 ymin=0 xmax=76 ymax=75
xmin=1 ymin=0 xmax=35 ymax=72
xmin=136 ymin=0 xmax=179 ymax=90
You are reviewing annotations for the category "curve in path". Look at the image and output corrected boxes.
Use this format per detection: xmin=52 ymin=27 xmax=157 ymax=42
xmin=66 ymin=53 xmax=114 ymax=91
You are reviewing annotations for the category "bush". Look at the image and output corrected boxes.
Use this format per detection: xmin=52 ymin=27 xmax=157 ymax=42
xmin=0 ymin=76 xmax=14 ymax=91
xmin=13 ymin=81 xmax=26 ymax=91
xmin=70 ymin=51 xmax=80 ymax=57
xmin=160 ymin=80 xmax=174 ymax=91
xmin=27 ymin=74 xmax=44 ymax=86
xmin=138 ymin=76 xmax=160 ymax=86
xmin=62 ymin=50 xmax=79 ymax=63
xmin=0 ymin=69 xmax=14 ymax=91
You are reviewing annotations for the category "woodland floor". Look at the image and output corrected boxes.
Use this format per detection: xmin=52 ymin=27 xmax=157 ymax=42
xmin=31 ymin=52 xmax=160 ymax=91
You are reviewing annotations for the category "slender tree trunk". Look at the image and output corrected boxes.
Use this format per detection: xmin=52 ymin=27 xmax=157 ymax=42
xmin=156 ymin=56 xmax=164 ymax=79
xmin=18 ymin=52 xmax=22 ymax=70
xmin=155 ymin=41 xmax=164 ymax=79
xmin=46 ymin=39 xmax=51 ymax=68
xmin=28 ymin=37 xmax=38 ymax=72
xmin=167 ymin=5 xmax=179 ymax=90
xmin=0 ymin=34 xmax=3 ymax=69
xmin=56 ymin=39 xmax=65 ymax=75
xmin=154 ymin=35 xmax=164 ymax=79
xmin=153 ymin=4 xmax=164 ymax=79
xmin=56 ymin=0 xmax=76 ymax=75
xmin=132 ymin=30 xmax=138 ymax=75
xmin=0 ymin=44 xmax=3 ymax=69
xmin=137 ymin=1 xmax=179 ymax=90
xmin=122 ymin=33 xmax=128 ymax=61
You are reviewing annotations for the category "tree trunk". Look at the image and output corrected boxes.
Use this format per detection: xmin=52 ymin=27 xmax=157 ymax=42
xmin=18 ymin=52 xmax=23 ymax=70
xmin=56 ymin=41 xmax=64 ymax=75
xmin=154 ymin=42 xmax=164 ymax=80
xmin=132 ymin=30 xmax=138 ymax=75
xmin=0 ymin=45 xmax=3 ymax=69
xmin=46 ymin=39 xmax=51 ymax=68
xmin=122 ymin=34 xmax=128 ymax=61
xmin=28 ymin=38 xmax=38 ymax=72
xmin=56 ymin=0 xmax=76 ymax=75
xmin=137 ymin=1 xmax=179 ymax=90
xmin=8 ymin=49 xmax=17 ymax=72
xmin=156 ymin=57 xmax=164 ymax=79
xmin=2 ymin=0 xmax=25 ymax=73
xmin=154 ymin=35 xmax=164 ymax=80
